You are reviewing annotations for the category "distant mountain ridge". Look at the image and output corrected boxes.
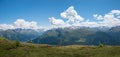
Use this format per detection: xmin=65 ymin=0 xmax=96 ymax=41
xmin=32 ymin=26 xmax=120 ymax=45
xmin=0 ymin=26 xmax=120 ymax=45
xmin=0 ymin=28 xmax=44 ymax=42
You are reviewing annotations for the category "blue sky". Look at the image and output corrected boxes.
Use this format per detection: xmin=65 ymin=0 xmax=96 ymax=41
xmin=0 ymin=0 xmax=120 ymax=28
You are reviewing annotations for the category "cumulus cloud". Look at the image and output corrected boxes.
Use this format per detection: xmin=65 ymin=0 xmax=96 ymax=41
xmin=60 ymin=6 xmax=84 ymax=24
xmin=1 ymin=6 xmax=120 ymax=30
xmin=73 ymin=20 xmax=100 ymax=27
xmin=50 ymin=6 xmax=120 ymax=28
xmin=95 ymin=10 xmax=120 ymax=27
xmin=49 ymin=17 xmax=68 ymax=28
xmin=0 ymin=19 xmax=43 ymax=30
xmin=0 ymin=24 xmax=14 ymax=30
xmin=82 ymin=22 xmax=99 ymax=27
xmin=109 ymin=10 xmax=120 ymax=15
xmin=93 ymin=14 xmax=103 ymax=20
xmin=50 ymin=6 xmax=99 ymax=28
xmin=49 ymin=6 xmax=84 ymax=27
xmin=13 ymin=19 xmax=39 ymax=29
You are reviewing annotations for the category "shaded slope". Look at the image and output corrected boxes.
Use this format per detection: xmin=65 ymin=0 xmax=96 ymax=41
xmin=0 ymin=29 xmax=44 ymax=42
xmin=32 ymin=26 xmax=120 ymax=45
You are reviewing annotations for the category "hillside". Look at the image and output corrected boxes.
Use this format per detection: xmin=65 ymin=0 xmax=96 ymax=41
xmin=32 ymin=26 xmax=120 ymax=45
xmin=0 ymin=29 xmax=44 ymax=42
xmin=0 ymin=37 xmax=120 ymax=57
xmin=0 ymin=26 xmax=120 ymax=45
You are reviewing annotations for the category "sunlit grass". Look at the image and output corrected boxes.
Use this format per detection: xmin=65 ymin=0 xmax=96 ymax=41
xmin=0 ymin=37 xmax=120 ymax=57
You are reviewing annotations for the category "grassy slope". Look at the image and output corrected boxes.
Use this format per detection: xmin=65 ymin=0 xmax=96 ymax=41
xmin=0 ymin=37 xmax=120 ymax=57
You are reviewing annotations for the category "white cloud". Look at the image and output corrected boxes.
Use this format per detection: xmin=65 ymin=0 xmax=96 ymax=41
xmin=109 ymin=10 xmax=120 ymax=15
xmin=1 ymin=7 xmax=120 ymax=30
xmin=81 ymin=22 xmax=99 ymax=27
xmin=0 ymin=24 xmax=14 ymax=30
xmin=60 ymin=6 xmax=84 ymax=24
xmin=0 ymin=19 xmax=44 ymax=30
xmin=13 ymin=19 xmax=39 ymax=29
xmin=71 ymin=18 xmax=99 ymax=27
xmin=93 ymin=14 xmax=103 ymax=20
xmin=95 ymin=10 xmax=120 ymax=27
xmin=93 ymin=14 xmax=97 ymax=18
xmin=49 ymin=6 xmax=85 ymax=27
xmin=50 ymin=6 xmax=100 ymax=28
xmin=50 ymin=6 xmax=120 ymax=28
xmin=49 ymin=17 xmax=68 ymax=28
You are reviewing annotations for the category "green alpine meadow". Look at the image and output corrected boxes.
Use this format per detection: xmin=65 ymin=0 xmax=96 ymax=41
xmin=0 ymin=37 xmax=120 ymax=57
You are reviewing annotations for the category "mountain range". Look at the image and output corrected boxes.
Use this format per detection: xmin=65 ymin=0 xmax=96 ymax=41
xmin=0 ymin=26 xmax=120 ymax=45
xmin=0 ymin=28 xmax=44 ymax=42
xmin=32 ymin=26 xmax=120 ymax=45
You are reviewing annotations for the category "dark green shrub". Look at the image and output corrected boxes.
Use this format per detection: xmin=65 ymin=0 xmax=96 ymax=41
xmin=28 ymin=40 xmax=33 ymax=43
xmin=15 ymin=40 xmax=20 ymax=48
xmin=98 ymin=43 xmax=104 ymax=47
